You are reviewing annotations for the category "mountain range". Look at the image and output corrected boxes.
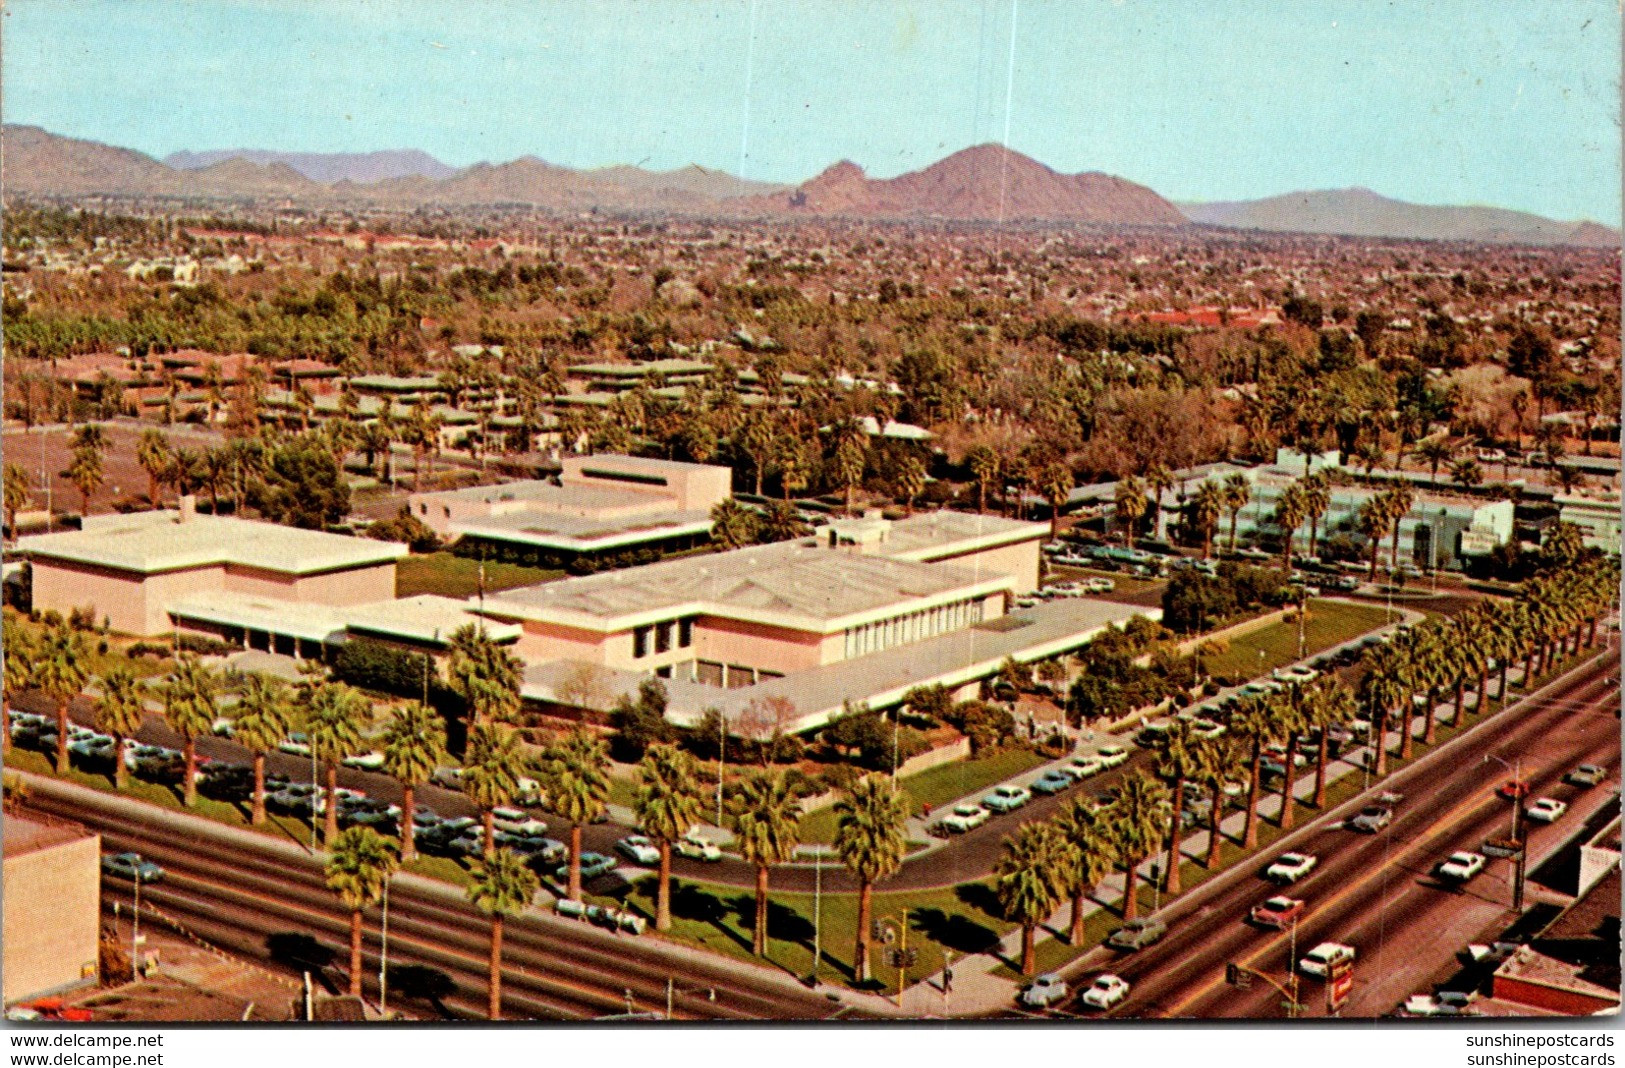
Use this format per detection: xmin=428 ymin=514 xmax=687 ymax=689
xmin=3 ymin=124 xmax=1616 ymax=246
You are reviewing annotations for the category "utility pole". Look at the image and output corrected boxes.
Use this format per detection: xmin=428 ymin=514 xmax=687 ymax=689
xmin=131 ymin=869 xmax=143 ymax=977
xmin=378 ymin=878 xmax=390 ymax=1015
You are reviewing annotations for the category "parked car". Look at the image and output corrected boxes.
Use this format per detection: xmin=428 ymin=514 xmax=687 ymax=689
xmin=1250 ymin=895 xmax=1306 ymax=929
xmin=1404 ymin=991 xmax=1478 ymax=1017
xmin=1437 ymin=851 xmax=1487 ymax=882
xmin=1265 ymin=852 xmax=1318 ymax=883
xmin=341 ymin=750 xmax=386 ymax=771
xmin=615 ymin=835 xmax=661 ymax=865
xmin=1348 ymin=805 xmax=1393 ymax=833
xmin=1299 ymin=942 xmax=1356 ymax=978
xmin=674 ymin=831 xmax=723 ymax=862
xmin=102 ymin=852 xmax=163 ymax=882
xmin=1030 ymin=770 xmax=1074 ymax=796
xmin=1106 ymin=917 xmax=1167 ymax=951
xmin=937 ymin=803 xmax=991 ymax=834
xmin=1063 ymin=756 xmax=1103 ymax=781
xmin=1084 ymin=577 xmax=1116 ymax=594
xmin=1095 ymin=745 xmax=1130 ymax=770
xmin=982 ymin=784 xmax=1032 ymax=813
xmin=1566 ymin=764 xmax=1606 ymax=787
xmin=430 ymin=766 xmax=464 ymax=789
xmin=1464 ymin=942 xmax=1521 ymax=965
xmin=492 ymin=807 xmax=549 ymax=837
xmin=512 ymin=837 xmax=567 ymax=865
xmin=278 ymin=733 xmax=312 ymax=757
xmin=1019 ymin=973 xmax=1068 ymax=1008
xmin=559 ymin=852 xmax=617 ymax=881
xmin=1079 ymin=974 xmax=1131 ymax=1010
xmin=1187 ymin=718 xmax=1225 ymax=740
xmin=1524 ymin=798 xmax=1568 ymax=823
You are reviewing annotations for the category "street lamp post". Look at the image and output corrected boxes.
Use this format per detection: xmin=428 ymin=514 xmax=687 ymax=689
xmin=378 ymin=877 xmax=391 ymax=1015
xmin=131 ymin=869 xmax=143 ymax=977
xmin=1484 ymin=753 xmax=1528 ymax=912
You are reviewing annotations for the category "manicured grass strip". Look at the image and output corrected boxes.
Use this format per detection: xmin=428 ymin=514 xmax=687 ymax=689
xmin=394 ymin=552 xmax=563 ymax=599
xmin=1203 ymin=599 xmax=1395 ymax=680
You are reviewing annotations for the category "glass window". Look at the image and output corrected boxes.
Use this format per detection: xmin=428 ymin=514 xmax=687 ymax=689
xmin=678 ymin=618 xmax=693 ymax=647
xmin=633 ymin=626 xmax=650 ymax=658
xmin=656 ymin=621 xmax=672 ymax=654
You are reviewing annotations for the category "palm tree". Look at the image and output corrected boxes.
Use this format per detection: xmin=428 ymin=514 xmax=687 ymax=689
xmin=1053 ymin=798 xmax=1117 ymax=943
xmin=382 ymin=703 xmax=447 ymax=862
xmin=33 ymin=620 xmax=91 ymax=776
xmin=1412 ymin=438 xmax=1454 ymax=485
xmin=1 ymin=615 xmax=35 ymax=754
xmin=162 ymin=654 xmax=217 ymax=806
xmin=539 ymin=728 xmax=611 ymax=901
xmin=709 ymin=499 xmax=760 ymax=550
xmin=635 ymin=745 xmax=706 ymax=933
xmin=832 ymin=774 xmax=908 ymax=984
xmin=1359 ymin=643 xmax=1409 ymax=778
xmin=1273 ymin=481 xmax=1308 ymax=572
xmin=1451 ymin=458 xmax=1484 ymax=490
xmin=1145 ymin=464 xmax=1174 ymax=542
xmin=94 ymin=668 xmax=147 ymax=791
xmin=1222 ymin=474 xmax=1251 ymax=553
xmin=4 ymin=461 xmax=33 ymax=536
xmin=1114 ymin=476 xmax=1148 ymax=550
xmin=325 ymin=826 xmax=398 ymax=998
xmin=995 ymin=821 xmax=1066 ymax=976
xmin=304 ymin=678 xmax=368 ymax=846
xmin=1038 ymin=462 xmax=1074 ymax=538
xmin=1310 ymin=682 xmax=1356 ymax=808
xmin=232 ymin=675 xmax=293 ymax=825
xmin=1152 ymin=721 xmax=1202 ymax=894
xmin=730 ymin=771 xmax=801 ymax=955
xmin=463 ymin=723 xmax=528 ymax=857
xmin=1301 ymin=472 xmax=1331 ymax=559
xmin=65 ymin=424 xmax=107 ymax=516
xmin=1382 ymin=483 xmax=1415 ymax=573
xmin=1228 ymin=696 xmax=1274 ymax=849
xmin=1358 ymin=497 xmax=1393 ymax=582
xmin=1189 ymin=480 xmax=1224 ymax=559
xmin=895 ymin=454 xmax=928 ymax=517
xmin=1269 ymin=685 xmax=1309 ymax=830
xmin=966 ymin=445 xmax=999 ymax=515
xmin=467 ymin=847 xmax=538 ymax=1020
xmin=1195 ymin=736 xmax=1245 ymax=866
xmin=445 ymin=624 xmax=522 ymax=726
xmin=1105 ymin=770 xmax=1169 ymax=920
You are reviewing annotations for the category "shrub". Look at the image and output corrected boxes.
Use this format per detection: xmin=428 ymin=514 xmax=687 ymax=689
xmin=176 ymin=633 xmax=235 ymax=656
xmin=126 ymin=641 xmax=171 ymax=660
xmin=332 ymin=636 xmax=434 ymax=700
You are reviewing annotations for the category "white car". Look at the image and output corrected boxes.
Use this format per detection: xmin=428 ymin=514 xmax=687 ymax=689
xmin=1063 ymin=756 xmax=1104 ymax=781
xmin=1524 ymin=798 xmax=1568 ymax=824
xmin=674 ymin=831 xmax=723 ymax=862
xmin=1095 ymin=745 xmax=1130 ymax=770
xmin=1274 ymin=665 xmax=1318 ymax=685
xmin=1437 ymin=851 xmax=1487 ymax=881
xmin=278 ymin=733 xmax=312 ymax=757
xmin=1464 ymin=942 xmax=1521 ymax=965
xmin=1084 ymin=577 xmax=1116 ymax=594
xmin=937 ymin=803 xmax=992 ymax=833
xmin=341 ymin=751 xmax=386 ymax=771
xmin=1265 ymin=852 xmax=1318 ymax=883
xmin=1404 ymin=991 xmax=1478 ymax=1017
xmin=1079 ymin=974 xmax=1131 ymax=1010
xmin=1299 ymin=942 xmax=1356 ymax=978
xmin=615 ymin=835 xmax=661 ymax=865
xmin=491 ymin=807 xmax=549 ymax=837
xmin=1020 ymin=973 xmax=1068 ymax=1008
xmin=981 ymin=784 xmax=1032 ymax=813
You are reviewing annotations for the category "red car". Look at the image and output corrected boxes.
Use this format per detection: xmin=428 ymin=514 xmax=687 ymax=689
xmin=1249 ymin=895 xmax=1306 ymax=929
xmin=1496 ymin=779 xmax=1530 ymax=800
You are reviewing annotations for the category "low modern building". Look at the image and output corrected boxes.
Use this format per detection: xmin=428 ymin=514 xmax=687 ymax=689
xmin=407 ymin=454 xmax=733 ymax=567
xmin=1554 ymin=489 xmax=1623 ymax=555
xmin=1490 ymin=865 xmax=1621 ymax=1016
xmin=19 ymin=499 xmax=408 ymax=639
xmin=3 ymin=814 xmax=101 ymax=1004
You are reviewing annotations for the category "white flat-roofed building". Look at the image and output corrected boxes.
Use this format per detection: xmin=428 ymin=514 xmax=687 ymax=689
xmin=18 ymin=500 xmax=407 ymax=636
xmin=1554 ymin=489 xmax=1623 ymax=555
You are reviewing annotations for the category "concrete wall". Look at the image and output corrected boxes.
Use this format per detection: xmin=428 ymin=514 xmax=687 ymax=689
xmin=285 ymin=564 xmax=397 ymax=606
xmin=32 ymin=559 xmax=226 ymax=636
xmin=2 ymin=832 xmax=101 ymax=1003
xmin=514 ymin=619 xmax=619 ymax=665
xmin=560 ymin=455 xmax=731 ymax=512
xmin=693 ymin=616 xmax=826 ymax=674
xmin=927 ymin=539 xmax=1041 ymax=593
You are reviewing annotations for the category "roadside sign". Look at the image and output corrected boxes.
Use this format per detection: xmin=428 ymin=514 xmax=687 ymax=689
xmin=1482 ymin=838 xmax=1522 ymax=860
xmin=1328 ymin=970 xmax=1354 ymax=1012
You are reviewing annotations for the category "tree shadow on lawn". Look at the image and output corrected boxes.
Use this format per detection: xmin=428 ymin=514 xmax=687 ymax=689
xmin=909 ymin=907 xmax=1001 ymax=956
xmin=668 ymin=882 xmax=755 ymax=955
xmin=725 ymin=894 xmax=816 ymax=946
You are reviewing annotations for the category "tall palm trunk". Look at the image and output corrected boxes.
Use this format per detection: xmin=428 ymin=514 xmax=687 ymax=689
xmin=1122 ymin=854 xmax=1141 ymax=920
xmin=1243 ymin=744 xmax=1263 ymax=848
xmin=1373 ymin=709 xmax=1390 ymax=778
xmin=1206 ymin=781 xmax=1225 ymax=866
xmin=1228 ymin=513 xmax=1240 ymax=553
xmin=1522 ymin=648 xmax=1535 ymax=689
xmin=1497 ymin=660 xmax=1511 ymax=706
xmin=348 ymin=909 xmax=364 ymax=997
xmin=1020 ymin=923 xmax=1037 ymax=976
xmin=1399 ymin=699 xmax=1416 ymax=761
xmin=400 ymin=784 xmax=417 ymax=862
xmin=324 ymin=764 xmax=339 ymax=846
xmin=1164 ymin=783 xmax=1184 ymax=894
xmin=250 ymin=751 xmax=266 ymax=823
xmin=656 ymin=842 xmax=673 ymax=932
xmin=1368 ymin=540 xmax=1381 ymax=582
xmin=488 ymin=915 xmax=504 ymax=1020
xmin=54 ymin=699 xmax=71 ymax=775
xmin=183 ymin=738 xmax=199 ymax=806
xmin=753 ymin=863 xmax=771 ymax=956
xmin=854 ymin=880 xmax=874 ymax=983
xmin=1069 ymin=889 xmax=1088 ymax=943
xmin=1451 ymin=680 xmax=1465 ymax=729
xmin=1312 ymin=734 xmax=1330 ymax=808
xmin=483 ymin=807 xmax=496 ymax=859
xmin=110 ymin=731 xmax=128 ymax=790
xmin=568 ymin=825 xmax=583 ymax=901
xmin=1278 ymin=737 xmax=1300 ymax=829
xmin=1477 ymin=667 xmax=1490 ymax=715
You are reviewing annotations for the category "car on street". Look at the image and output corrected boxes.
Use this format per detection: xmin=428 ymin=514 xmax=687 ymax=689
xmin=1274 ymin=665 xmax=1319 ymax=685
xmin=1566 ymin=764 xmax=1606 ymax=787
xmin=1084 ymin=577 xmax=1116 ymax=594
xmin=1464 ymin=942 xmax=1521 ymax=965
xmin=102 ymin=852 xmax=163 ymax=882
xmin=615 ymin=835 xmax=661 ymax=865
xmin=1030 ymin=770 xmax=1074 ymax=796
xmin=1106 ymin=917 xmax=1167 ymax=951
xmin=1079 ymin=974 xmax=1131 ymax=1010
xmin=1063 ymin=756 xmax=1103 ymax=781
xmin=1437 ymin=851 xmax=1487 ymax=882
xmin=492 ymin=807 xmax=549 ymax=837
xmin=1331 ymin=575 xmax=1361 ymax=592
xmin=430 ymin=766 xmax=464 ymax=789
xmin=1095 ymin=745 xmax=1130 ymax=770
xmin=1299 ymin=942 xmax=1356 ymax=978
xmin=982 ymin=784 xmax=1032 ymax=813
xmin=341 ymin=750 xmax=386 ymax=771
xmin=1187 ymin=718 xmax=1225 ymax=740
xmin=674 ymin=831 xmax=723 ymax=862
xmin=278 ymin=733 xmax=312 ymax=757
xmin=559 ymin=852 xmax=617 ymax=881
xmin=1525 ymin=798 xmax=1568 ymax=823
xmin=937 ymin=803 xmax=991 ymax=834
xmin=1403 ymin=991 xmax=1478 ymax=1017
xmin=509 ymin=837 xmax=567 ymax=865
xmin=1348 ymin=805 xmax=1393 ymax=833
xmin=1249 ymin=896 xmax=1306 ymax=929
xmin=1496 ymin=779 xmax=1530 ymax=800
xmin=1265 ymin=852 xmax=1318 ymax=883
xmin=1019 ymin=974 xmax=1068 ymax=1008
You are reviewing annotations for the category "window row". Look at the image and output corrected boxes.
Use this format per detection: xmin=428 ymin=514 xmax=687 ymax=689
xmin=842 ymin=597 xmax=985 ymax=660
xmin=633 ymin=617 xmax=694 ymax=658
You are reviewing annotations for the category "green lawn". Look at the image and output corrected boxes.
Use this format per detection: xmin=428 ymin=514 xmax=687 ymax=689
xmin=395 ymin=552 xmax=563 ymax=599
xmin=1202 ymin=599 xmax=1394 ymax=682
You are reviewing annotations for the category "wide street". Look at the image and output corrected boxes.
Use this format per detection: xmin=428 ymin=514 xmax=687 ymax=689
xmin=1048 ymin=651 xmax=1620 ymax=1020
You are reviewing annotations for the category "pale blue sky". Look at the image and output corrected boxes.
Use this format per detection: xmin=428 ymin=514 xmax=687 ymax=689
xmin=4 ymin=0 xmax=1619 ymax=222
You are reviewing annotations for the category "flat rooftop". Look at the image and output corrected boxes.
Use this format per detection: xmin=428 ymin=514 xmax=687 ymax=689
xmin=456 ymin=509 xmax=713 ymax=550
xmin=20 ymin=511 xmax=408 ymax=576
xmin=3 ymin=813 xmax=92 ymax=859
xmin=872 ymin=511 xmax=1047 ymax=560
xmin=345 ymin=595 xmax=522 ymax=646
xmin=483 ymin=537 xmax=1010 ymax=632
xmin=523 ymin=595 xmax=1151 ymax=731
xmin=416 ymin=480 xmax=657 ymax=512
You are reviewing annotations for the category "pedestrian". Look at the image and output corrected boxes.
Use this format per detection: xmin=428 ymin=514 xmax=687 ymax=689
xmin=943 ymin=966 xmax=953 ymax=994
